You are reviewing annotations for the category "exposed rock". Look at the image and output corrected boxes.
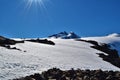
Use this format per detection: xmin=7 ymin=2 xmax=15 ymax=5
xmin=75 ymin=39 xmax=99 ymax=46
xmin=26 ymin=39 xmax=55 ymax=45
xmin=1 ymin=44 xmax=21 ymax=51
xmin=0 ymin=36 xmax=24 ymax=45
xmin=14 ymin=68 xmax=120 ymax=80
xmin=0 ymin=36 xmax=24 ymax=51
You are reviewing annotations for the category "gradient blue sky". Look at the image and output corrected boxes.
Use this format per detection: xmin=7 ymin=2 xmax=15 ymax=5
xmin=0 ymin=0 xmax=120 ymax=38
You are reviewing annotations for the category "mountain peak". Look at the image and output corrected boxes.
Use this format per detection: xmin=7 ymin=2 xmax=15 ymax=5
xmin=48 ymin=31 xmax=80 ymax=39
xmin=107 ymin=33 xmax=120 ymax=37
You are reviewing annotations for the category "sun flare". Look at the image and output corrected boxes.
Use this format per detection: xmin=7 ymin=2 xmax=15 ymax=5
xmin=28 ymin=0 xmax=43 ymax=4
xmin=24 ymin=0 xmax=47 ymax=10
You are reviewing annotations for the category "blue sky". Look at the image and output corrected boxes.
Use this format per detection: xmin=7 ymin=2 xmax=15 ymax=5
xmin=0 ymin=0 xmax=120 ymax=38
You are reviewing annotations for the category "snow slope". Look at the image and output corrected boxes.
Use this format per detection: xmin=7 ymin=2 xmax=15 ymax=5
xmin=82 ymin=33 xmax=120 ymax=54
xmin=0 ymin=38 xmax=120 ymax=80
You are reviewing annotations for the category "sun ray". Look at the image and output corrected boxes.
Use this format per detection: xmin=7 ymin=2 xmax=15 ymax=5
xmin=24 ymin=0 xmax=47 ymax=10
xmin=22 ymin=0 xmax=52 ymax=23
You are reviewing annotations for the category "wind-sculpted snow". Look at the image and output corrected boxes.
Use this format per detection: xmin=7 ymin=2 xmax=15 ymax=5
xmin=0 ymin=38 xmax=120 ymax=80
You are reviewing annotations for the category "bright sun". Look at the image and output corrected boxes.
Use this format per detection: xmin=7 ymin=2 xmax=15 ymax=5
xmin=25 ymin=0 xmax=46 ymax=9
xmin=28 ymin=0 xmax=43 ymax=4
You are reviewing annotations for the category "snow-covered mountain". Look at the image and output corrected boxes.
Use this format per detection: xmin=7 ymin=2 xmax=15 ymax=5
xmin=0 ymin=33 xmax=120 ymax=80
xmin=48 ymin=31 xmax=80 ymax=39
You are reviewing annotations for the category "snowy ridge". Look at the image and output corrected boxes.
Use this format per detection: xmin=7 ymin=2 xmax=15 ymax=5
xmin=107 ymin=33 xmax=120 ymax=37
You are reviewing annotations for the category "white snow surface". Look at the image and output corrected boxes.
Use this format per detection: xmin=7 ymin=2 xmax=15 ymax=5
xmin=82 ymin=34 xmax=120 ymax=54
xmin=0 ymin=39 xmax=120 ymax=80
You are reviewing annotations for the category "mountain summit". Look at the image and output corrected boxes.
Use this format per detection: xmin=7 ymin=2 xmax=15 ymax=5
xmin=107 ymin=33 xmax=120 ymax=37
xmin=48 ymin=31 xmax=80 ymax=39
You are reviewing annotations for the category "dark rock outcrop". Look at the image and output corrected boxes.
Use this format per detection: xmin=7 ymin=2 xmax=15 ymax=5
xmin=0 ymin=36 xmax=24 ymax=51
xmin=26 ymin=39 xmax=55 ymax=45
xmin=13 ymin=68 xmax=120 ymax=80
xmin=0 ymin=36 xmax=24 ymax=45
